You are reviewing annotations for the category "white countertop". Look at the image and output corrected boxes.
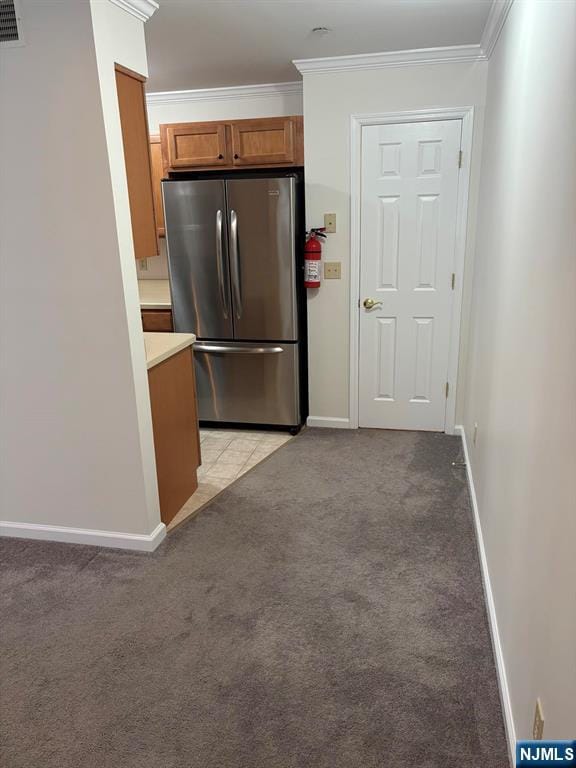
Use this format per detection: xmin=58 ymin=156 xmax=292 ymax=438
xmin=144 ymin=332 xmax=195 ymax=370
xmin=138 ymin=279 xmax=172 ymax=309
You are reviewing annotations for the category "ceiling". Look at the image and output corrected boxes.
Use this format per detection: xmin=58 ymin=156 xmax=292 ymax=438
xmin=145 ymin=0 xmax=494 ymax=93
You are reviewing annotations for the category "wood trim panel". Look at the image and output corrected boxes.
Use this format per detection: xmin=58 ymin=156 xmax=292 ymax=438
xmin=114 ymin=62 xmax=147 ymax=82
xmin=148 ymin=347 xmax=200 ymax=525
xmin=293 ymin=115 xmax=304 ymax=166
xmin=149 ymin=134 xmax=165 ymax=237
xmin=115 ymin=65 xmax=158 ymax=260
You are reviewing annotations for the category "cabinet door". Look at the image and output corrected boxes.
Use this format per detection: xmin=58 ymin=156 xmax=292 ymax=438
xmin=148 ymin=347 xmax=200 ymax=525
xmin=149 ymin=135 xmax=165 ymax=237
xmin=115 ymin=66 xmax=158 ymax=260
xmin=163 ymin=122 xmax=228 ymax=169
xmin=141 ymin=309 xmax=173 ymax=332
xmin=230 ymin=118 xmax=295 ymax=166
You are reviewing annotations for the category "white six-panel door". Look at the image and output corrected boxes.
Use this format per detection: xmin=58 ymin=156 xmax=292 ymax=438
xmin=358 ymin=120 xmax=462 ymax=431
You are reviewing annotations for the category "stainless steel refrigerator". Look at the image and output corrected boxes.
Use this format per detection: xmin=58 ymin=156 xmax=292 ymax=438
xmin=162 ymin=175 xmax=304 ymax=430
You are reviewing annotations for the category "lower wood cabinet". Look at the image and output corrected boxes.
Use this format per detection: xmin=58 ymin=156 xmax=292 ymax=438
xmin=148 ymin=347 xmax=200 ymax=525
xmin=141 ymin=309 xmax=173 ymax=332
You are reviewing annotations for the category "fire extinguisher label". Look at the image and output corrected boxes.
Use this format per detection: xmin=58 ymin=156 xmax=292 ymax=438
xmin=305 ymin=261 xmax=320 ymax=280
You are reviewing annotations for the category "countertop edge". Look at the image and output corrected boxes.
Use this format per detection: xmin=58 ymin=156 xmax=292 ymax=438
xmin=140 ymin=301 xmax=172 ymax=310
xmin=144 ymin=333 xmax=196 ymax=370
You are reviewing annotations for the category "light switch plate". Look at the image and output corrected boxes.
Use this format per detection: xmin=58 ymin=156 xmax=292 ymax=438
xmin=324 ymin=261 xmax=341 ymax=279
xmin=324 ymin=213 xmax=336 ymax=233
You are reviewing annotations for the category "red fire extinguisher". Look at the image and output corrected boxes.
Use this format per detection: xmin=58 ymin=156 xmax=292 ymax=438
xmin=304 ymin=228 xmax=326 ymax=288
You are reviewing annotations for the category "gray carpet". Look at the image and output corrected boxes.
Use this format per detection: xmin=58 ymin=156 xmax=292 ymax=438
xmin=0 ymin=429 xmax=509 ymax=768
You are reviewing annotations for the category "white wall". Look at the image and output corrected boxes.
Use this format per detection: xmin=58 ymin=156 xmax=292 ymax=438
xmin=302 ymin=61 xmax=488 ymax=424
xmin=462 ymin=0 xmax=576 ymax=741
xmin=146 ymin=84 xmax=303 ymax=134
xmin=89 ymin=0 xmax=160 ymax=536
xmin=0 ymin=1 xmax=161 ymax=544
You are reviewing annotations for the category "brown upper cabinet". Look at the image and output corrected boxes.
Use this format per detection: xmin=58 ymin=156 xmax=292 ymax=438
xmin=149 ymin=134 xmax=165 ymax=237
xmin=163 ymin=122 xmax=229 ymax=169
xmin=115 ymin=65 xmax=158 ymax=260
xmin=160 ymin=116 xmax=303 ymax=172
xmin=230 ymin=118 xmax=295 ymax=165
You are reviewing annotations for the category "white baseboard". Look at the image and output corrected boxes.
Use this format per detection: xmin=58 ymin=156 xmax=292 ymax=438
xmin=455 ymin=425 xmax=516 ymax=765
xmin=0 ymin=520 xmax=166 ymax=552
xmin=306 ymin=416 xmax=353 ymax=429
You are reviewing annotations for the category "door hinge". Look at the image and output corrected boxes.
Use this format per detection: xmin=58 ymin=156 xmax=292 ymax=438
xmin=451 ymin=273 xmax=455 ymax=289
xmin=445 ymin=382 xmax=450 ymax=398
xmin=458 ymin=150 xmax=463 ymax=169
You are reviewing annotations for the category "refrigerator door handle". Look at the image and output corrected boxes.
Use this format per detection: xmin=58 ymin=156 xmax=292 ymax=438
xmin=194 ymin=343 xmax=283 ymax=355
xmin=215 ymin=209 xmax=230 ymax=319
xmin=229 ymin=209 xmax=243 ymax=319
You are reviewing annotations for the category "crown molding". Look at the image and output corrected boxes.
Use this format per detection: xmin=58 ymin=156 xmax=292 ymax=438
xmin=109 ymin=0 xmax=159 ymax=23
xmin=292 ymin=1 xmax=515 ymax=76
xmin=146 ymin=81 xmax=303 ymax=107
xmin=293 ymin=44 xmax=484 ymax=75
xmin=480 ymin=0 xmax=514 ymax=58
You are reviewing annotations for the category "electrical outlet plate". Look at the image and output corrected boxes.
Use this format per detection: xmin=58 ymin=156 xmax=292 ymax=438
xmin=533 ymin=699 xmax=544 ymax=740
xmin=139 ymin=258 xmax=148 ymax=271
xmin=324 ymin=261 xmax=341 ymax=279
xmin=324 ymin=213 xmax=336 ymax=233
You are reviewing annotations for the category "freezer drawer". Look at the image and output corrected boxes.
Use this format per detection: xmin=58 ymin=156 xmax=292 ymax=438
xmin=193 ymin=341 xmax=300 ymax=426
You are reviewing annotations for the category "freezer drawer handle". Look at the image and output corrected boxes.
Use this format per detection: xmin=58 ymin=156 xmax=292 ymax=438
xmin=229 ymin=209 xmax=243 ymax=320
xmin=194 ymin=344 xmax=284 ymax=355
xmin=215 ymin=209 xmax=230 ymax=318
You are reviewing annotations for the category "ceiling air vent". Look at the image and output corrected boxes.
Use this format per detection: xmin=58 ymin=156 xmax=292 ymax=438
xmin=0 ymin=0 xmax=23 ymax=46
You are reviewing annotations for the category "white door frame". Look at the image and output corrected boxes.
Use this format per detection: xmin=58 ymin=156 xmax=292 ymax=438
xmin=349 ymin=106 xmax=475 ymax=434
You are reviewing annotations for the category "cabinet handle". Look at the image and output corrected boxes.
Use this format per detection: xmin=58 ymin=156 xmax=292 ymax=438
xmin=194 ymin=344 xmax=284 ymax=355
xmin=218 ymin=153 xmax=223 ymax=159
xmin=215 ymin=209 xmax=229 ymax=319
xmin=230 ymin=209 xmax=242 ymax=319
xmin=234 ymin=153 xmax=239 ymax=159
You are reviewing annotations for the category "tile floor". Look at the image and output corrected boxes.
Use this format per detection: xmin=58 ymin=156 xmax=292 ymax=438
xmin=167 ymin=429 xmax=294 ymax=530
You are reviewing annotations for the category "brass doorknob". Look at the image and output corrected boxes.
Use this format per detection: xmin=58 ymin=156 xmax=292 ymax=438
xmin=363 ymin=298 xmax=382 ymax=309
